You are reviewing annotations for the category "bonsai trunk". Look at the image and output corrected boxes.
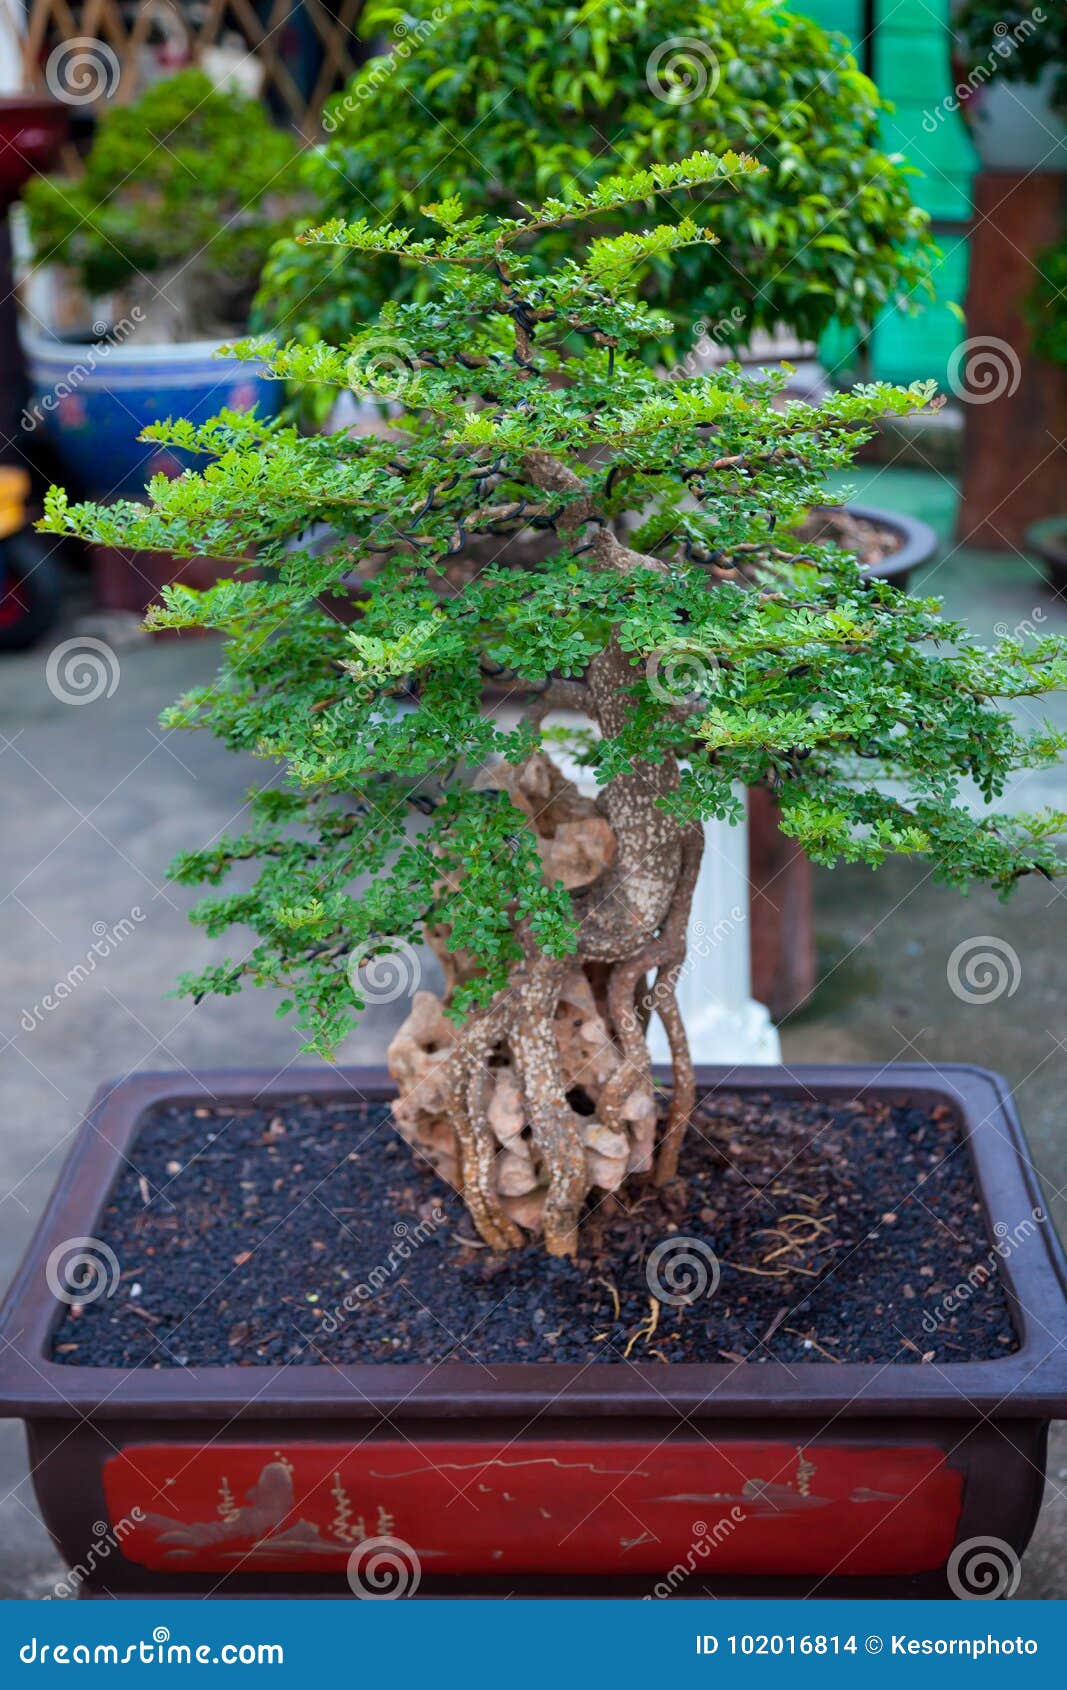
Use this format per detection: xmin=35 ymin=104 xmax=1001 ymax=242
xmin=389 ymin=636 xmax=704 ymax=1257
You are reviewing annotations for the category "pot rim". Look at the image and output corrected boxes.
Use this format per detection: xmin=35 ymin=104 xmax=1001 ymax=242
xmin=1 ymin=1062 xmax=1065 ymax=1422
xmin=838 ymin=503 xmax=940 ymax=580
xmin=18 ymin=323 xmax=258 ymax=367
xmin=1026 ymin=515 xmax=1067 ymax=567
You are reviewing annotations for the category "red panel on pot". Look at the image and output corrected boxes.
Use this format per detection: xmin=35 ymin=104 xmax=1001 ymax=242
xmin=103 ymin=1439 xmax=961 ymax=1578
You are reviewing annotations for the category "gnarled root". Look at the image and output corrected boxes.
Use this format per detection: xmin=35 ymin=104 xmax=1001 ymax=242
xmin=508 ymin=956 xmax=588 ymax=1256
xmin=388 ymin=961 xmax=644 ymax=1251
xmin=387 ymin=743 xmax=703 ymax=1254
xmin=448 ymin=1009 xmax=525 ymax=1253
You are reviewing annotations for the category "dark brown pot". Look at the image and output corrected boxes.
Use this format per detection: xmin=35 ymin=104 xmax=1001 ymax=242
xmin=0 ymin=100 xmax=70 ymax=456
xmin=1 ymin=1063 xmax=1065 ymax=1599
xmin=0 ymin=98 xmax=70 ymax=213
xmin=90 ymin=544 xmax=248 ymax=629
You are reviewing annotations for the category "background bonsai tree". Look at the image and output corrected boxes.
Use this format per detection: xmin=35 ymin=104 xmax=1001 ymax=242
xmin=954 ymin=1 xmax=1067 ymax=124
xmin=257 ymin=0 xmax=934 ymax=359
xmin=43 ymin=155 xmax=1067 ymax=1258
xmin=25 ymin=69 xmax=302 ymax=341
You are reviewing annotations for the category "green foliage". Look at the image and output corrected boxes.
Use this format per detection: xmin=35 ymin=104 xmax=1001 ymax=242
xmin=1029 ymin=237 xmax=1067 ymax=368
xmin=41 ymin=156 xmax=1067 ymax=1055
xmin=257 ymin=0 xmax=934 ymax=358
xmin=25 ymin=70 xmax=301 ymax=330
xmin=954 ymin=2 xmax=1067 ymax=120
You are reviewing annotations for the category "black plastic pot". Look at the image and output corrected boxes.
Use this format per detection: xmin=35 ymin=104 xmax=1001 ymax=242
xmin=1 ymin=1063 xmax=1064 ymax=1599
xmin=848 ymin=503 xmax=939 ymax=589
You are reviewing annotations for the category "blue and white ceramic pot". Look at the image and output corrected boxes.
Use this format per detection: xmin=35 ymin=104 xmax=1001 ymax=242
xmin=20 ymin=328 xmax=282 ymax=499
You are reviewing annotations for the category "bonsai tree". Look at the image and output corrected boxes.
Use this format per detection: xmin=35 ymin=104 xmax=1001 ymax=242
xmin=258 ymin=0 xmax=934 ymax=356
xmin=42 ymin=155 xmax=1067 ymax=1258
xmin=25 ymin=69 xmax=302 ymax=341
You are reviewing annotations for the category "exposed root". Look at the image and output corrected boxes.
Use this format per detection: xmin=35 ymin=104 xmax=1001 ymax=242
xmin=622 ymin=1295 xmax=661 ymax=1358
xmin=783 ymin=1327 xmax=841 ymax=1363
xmin=649 ymin=822 xmax=704 ymax=1184
xmin=508 ymin=956 xmax=588 ymax=1256
xmin=596 ymin=1276 xmax=621 ymax=1322
xmin=448 ymin=1017 xmax=525 ymax=1253
xmin=388 ymin=677 xmax=707 ymax=1254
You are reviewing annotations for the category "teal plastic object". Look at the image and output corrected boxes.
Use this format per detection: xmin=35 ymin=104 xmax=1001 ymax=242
xmin=870 ymin=234 xmax=971 ymax=386
xmin=800 ymin=0 xmax=979 ymax=384
xmin=795 ymin=1 xmax=864 ymax=35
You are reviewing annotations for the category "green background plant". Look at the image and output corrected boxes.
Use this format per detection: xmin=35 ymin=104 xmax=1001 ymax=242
xmin=25 ymin=70 xmax=302 ymax=334
xmin=258 ymin=0 xmax=934 ymax=358
xmin=1029 ymin=238 xmax=1067 ymax=368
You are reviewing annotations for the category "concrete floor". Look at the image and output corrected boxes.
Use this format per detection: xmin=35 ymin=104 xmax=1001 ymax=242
xmin=0 ymin=466 xmax=1064 ymax=1598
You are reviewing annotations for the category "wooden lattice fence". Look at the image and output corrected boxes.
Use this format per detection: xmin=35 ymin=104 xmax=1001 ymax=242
xmin=1 ymin=0 xmax=369 ymax=136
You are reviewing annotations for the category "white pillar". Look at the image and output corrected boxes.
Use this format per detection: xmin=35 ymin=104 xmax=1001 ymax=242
xmin=647 ymin=804 xmax=780 ymax=1065
xmin=1 ymin=1 xmax=24 ymax=95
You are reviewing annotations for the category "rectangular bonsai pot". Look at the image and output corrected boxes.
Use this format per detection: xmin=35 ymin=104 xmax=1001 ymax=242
xmin=1 ymin=1063 xmax=1065 ymax=1599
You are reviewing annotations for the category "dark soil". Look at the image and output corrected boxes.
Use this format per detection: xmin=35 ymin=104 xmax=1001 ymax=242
xmin=51 ymin=1089 xmax=1018 ymax=1370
